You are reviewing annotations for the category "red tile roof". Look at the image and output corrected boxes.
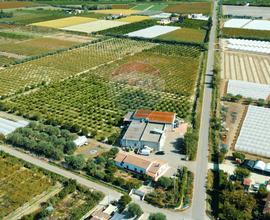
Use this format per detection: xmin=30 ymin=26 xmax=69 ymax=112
xmin=133 ymin=109 xmax=175 ymax=124
xmin=243 ymin=178 xmax=252 ymax=185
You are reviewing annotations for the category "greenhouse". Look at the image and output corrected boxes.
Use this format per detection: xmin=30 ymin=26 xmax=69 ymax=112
xmin=235 ymin=106 xmax=270 ymax=158
xmin=227 ymin=80 xmax=270 ymax=100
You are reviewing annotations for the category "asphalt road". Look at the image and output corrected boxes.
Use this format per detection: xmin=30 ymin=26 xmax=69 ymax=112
xmin=0 ymin=145 xmax=121 ymax=202
xmin=190 ymin=1 xmax=217 ymax=220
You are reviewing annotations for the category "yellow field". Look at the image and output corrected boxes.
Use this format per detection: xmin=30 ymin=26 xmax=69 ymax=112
xmin=118 ymin=15 xmax=150 ymax=23
xmin=94 ymin=9 xmax=139 ymax=15
xmin=31 ymin=16 xmax=97 ymax=28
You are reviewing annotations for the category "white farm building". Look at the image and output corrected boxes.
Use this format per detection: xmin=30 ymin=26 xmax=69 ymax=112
xmin=121 ymin=109 xmax=176 ymax=151
xmin=235 ymin=106 xmax=270 ymax=157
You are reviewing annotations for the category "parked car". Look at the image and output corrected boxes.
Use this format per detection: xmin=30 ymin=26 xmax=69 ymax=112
xmin=155 ymin=151 xmax=165 ymax=155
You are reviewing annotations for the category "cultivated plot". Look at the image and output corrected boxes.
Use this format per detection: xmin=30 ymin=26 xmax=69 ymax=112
xmin=61 ymin=20 xmax=128 ymax=33
xmin=4 ymin=44 xmax=202 ymax=138
xmin=118 ymin=15 xmax=150 ymax=23
xmin=0 ymin=37 xmax=79 ymax=56
xmin=157 ymin=28 xmax=206 ymax=43
xmin=221 ymin=51 xmax=270 ymax=84
xmin=126 ymin=25 xmax=179 ymax=38
xmin=0 ymin=155 xmax=53 ymax=219
xmin=164 ymin=2 xmax=212 ymax=15
xmin=31 ymin=16 xmax=97 ymax=28
xmin=222 ymin=5 xmax=270 ymax=19
xmin=224 ymin=19 xmax=270 ymax=31
xmin=0 ymin=38 xmax=155 ymax=96
xmin=223 ymin=19 xmax=251 ymax=28
xmin=94 ymin=9 xmax=139 ymax=15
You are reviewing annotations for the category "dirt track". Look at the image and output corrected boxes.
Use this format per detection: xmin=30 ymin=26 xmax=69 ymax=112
xmin=221 ymin=51 xmax=270 ymax=84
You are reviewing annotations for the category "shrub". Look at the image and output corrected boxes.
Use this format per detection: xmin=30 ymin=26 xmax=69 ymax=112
xmin=148 ymin=212 xmax=167 ymax=220
xmin=127 ymin=203 xmax=143 ymax=217
xmin=65 ymin=155 xmax=86 ymax=170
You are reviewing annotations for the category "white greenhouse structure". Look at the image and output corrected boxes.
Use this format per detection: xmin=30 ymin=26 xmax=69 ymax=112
xmin=227 ymin=80 xmax=270 ymax=100
xmin=235 ymin=106 xmax=270 ymax=158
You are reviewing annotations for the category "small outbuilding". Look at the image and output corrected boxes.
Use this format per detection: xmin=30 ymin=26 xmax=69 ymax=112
xmin=73 ymin=136 xmax=88 ymax=147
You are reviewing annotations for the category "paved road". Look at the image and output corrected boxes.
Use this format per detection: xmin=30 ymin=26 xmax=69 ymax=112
xmin=0 ymin=145 xmax=193 ymax=219
xmin=190 ymin=1 xmax=217 ymax=220
xmin=0 ymin=145 xmax=121 ymax=202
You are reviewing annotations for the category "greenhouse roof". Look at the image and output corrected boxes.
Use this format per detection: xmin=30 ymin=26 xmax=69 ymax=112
xmin=235 ymin=106 xmax=270 ymax=158
xmin=227 ymin=80 xmax=270 ymax=100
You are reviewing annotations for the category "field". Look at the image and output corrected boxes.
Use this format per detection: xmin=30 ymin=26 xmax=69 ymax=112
xmin=0 ymin=55 xmax=17 ymax=66
xmin=0 ymin=153 xmax=53 ymax=219
xmin=157 ymin=28 xmax=206 ymax=43
xmin=222 ymin=27 xmax=270 ymax=40
xmin=118 ymin=15 xmax=150 ymax=23
xmin=164 ymin=2 xmax=212 ymax=15
xmin=97 ymin=19 xmax=157 ymax=35
xmin=0 ymin=38 xmax=154 ymax=97
xmin=222 ymin=5 xmax=270 ymax=19
xmin=126 ymin=25 xmax=180 ymax=39
xmin=31 ymin=16 xmax=97 ymax=28
xmin=61 ymin=20 xmax=128 ymax=33
xmin=221 ymin=51 xmax=270 ymax=84
xmin=0 ymin=1 xmax=36 ymax=9
xmin=132 ymin=3 xmax=168 ymax=11
xmin=94 ymin=9 xmax=139 ymax=15
xmin=3 ymin=44 xmax=202 ymax=138
xmin=222 ymin=0 xmax=270 ymax=6
xmin=0 ymin=9 xmax=70 ymax=25
xmin=0 ymin=37 xmax=79 ymax=56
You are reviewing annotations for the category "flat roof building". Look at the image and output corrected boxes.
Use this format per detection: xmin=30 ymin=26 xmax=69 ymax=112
xmin=121 ymin=109 xmax=176 ymax=151
xmin=121 ymin=121 xmax=165 ymax=151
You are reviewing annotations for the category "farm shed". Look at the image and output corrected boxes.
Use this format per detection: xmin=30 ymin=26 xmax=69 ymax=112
xmin=227 ymin=80 xmax=270 ymax=100
xmin=126 ymin=25 xmax=179 ymax=38
xmin=235 ymin=106 xmax=270 ymax=158
xmin=73 ymin=136 xmax=88 ymax=147
xmin=114 ymin=151 xmax=168 ymax=181
xmin=120 ymin=121 xmax=165 ymax=151
xmin=121 ymin=110 xmax=176 ymax=151
xmin=0 ymin=117 xmax=29 ymax=136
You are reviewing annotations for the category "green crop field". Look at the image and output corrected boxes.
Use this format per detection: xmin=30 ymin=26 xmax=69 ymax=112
xmin=0 ymin=37 xmax=79 ymax=56
xmin=0 ymin=153 xmax=53 ymax=218
xmin=0 ymin=38 xmax=154 ymax=97
xmin=3 ymin=44 xmax=202 ymax=139
xmin=164 ymin=2 xmax=212 ymax=15
xmin=0 ymin=55 xmax=17 ymax=66
xmin=157 ymin=28 xmax=206 ymax=43
xmin=0 ymin=9 xmax=70 ymax=25
xmin=222 ymin=0 xmax=270 ymax=6
xmin=97 ymin=19 xmax=157 ymax=35
xmin=222 ymin=28 xmax=270 ymax=40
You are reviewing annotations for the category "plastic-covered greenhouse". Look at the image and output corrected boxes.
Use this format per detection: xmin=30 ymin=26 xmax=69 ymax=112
xmin=227 ymin=80 xmax=270 ymax=100
xmin=235 ymin=105 xmax=270 ymax=158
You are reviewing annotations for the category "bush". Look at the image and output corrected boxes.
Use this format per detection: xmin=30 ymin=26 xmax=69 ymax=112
xmin=118 ymin=194 xmax=131 ymax=212
xmin=232 ymin=152 xmax=245 ymax=162
xmin=127 ymin=203 xmax=143 ymax=218
xmin=65 ymin=155 xmax=86 ymax=170
xmin=183 ymin=128 xmax=198 ymax=160
xmin=148 ymin=212 xmax=167 ymax=220
xmin=234 ymin=167 xmax=250 ymax=180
